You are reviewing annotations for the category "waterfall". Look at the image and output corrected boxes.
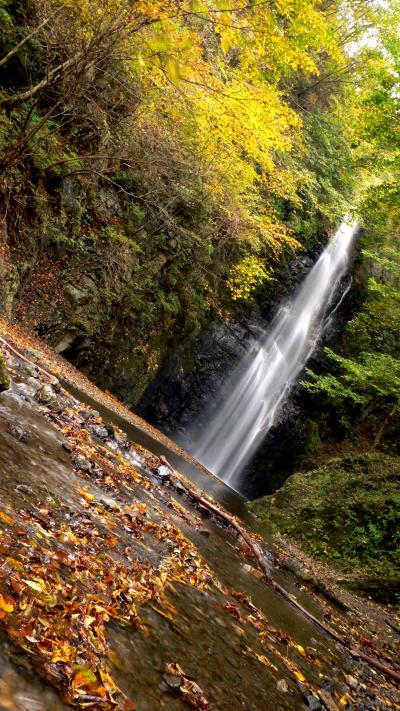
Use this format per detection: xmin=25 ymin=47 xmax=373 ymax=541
xmin=193 ymin=218 xmax=358 ymax=490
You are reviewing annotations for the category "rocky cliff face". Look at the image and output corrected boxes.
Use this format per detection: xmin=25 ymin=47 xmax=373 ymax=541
xmin=1 ymin=175 xmax=211 ymax=407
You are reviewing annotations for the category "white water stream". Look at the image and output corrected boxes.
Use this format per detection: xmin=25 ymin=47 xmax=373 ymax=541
xmin=193 ymin=219 xmax=358 ymax=489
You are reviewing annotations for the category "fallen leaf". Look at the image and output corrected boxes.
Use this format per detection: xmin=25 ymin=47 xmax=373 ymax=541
xmin=0 ymin=595 xmax=14 ymax=613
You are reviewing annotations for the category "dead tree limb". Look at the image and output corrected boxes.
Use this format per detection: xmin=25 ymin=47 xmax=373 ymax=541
xmin=0 ymin=336 xmax=58 ymax=385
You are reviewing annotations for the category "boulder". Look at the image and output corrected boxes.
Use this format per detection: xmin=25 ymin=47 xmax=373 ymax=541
xmin=36 ymin=383 xmax=61 ymax=410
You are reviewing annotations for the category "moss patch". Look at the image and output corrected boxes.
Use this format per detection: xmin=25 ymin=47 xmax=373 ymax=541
xmin=249 ymin=452 xmax=400 ymax=579
xmin=0 ymin=352 xmax=10 ymax=392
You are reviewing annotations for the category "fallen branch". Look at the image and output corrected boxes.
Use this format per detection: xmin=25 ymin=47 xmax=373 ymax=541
xmin=160 ymin=457 xmax=400 ymax=686
xmin=0 ymin=335 xmax=58 ymax=385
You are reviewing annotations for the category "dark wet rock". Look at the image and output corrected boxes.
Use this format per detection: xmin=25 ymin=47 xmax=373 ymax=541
xmin=36 ymin=384 xmax=61 ymax=410
xmin=163 ymin=673 xmax=182 ymax=692
xmin=9 ymin=425 xmax=29 ymax=443
xmin=72 ymin=454 xmax=91 ymax=472
xmin=137 ymin=318 xmax=262 ymax=438
xmin=61 ymin=441 xmax=73 ymax=453
xmin=0 ymin=352 xmax=10 ymax=392
xmin=306 ymin=695 xmax=322 ymax=710
xmin=16 ymin=484 xmax=34 ymax=495
xmin=92 ymin=425 xmax=109 ymax=440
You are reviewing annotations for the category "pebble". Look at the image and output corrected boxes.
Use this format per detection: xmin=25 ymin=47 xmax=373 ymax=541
xmin=27 ymin=376 xmax=40 ymax=389
xmin=276 ymin=679 xmax=289 ymax=693
xmin=321 ymin=679 xmax=336 ymax=695
xmin=345 ymin=675 xmax=358 ymax=690
xmin=318 ymin=689 xmax=340 ymax=711
xmin=80 ymin=408 xmax=100 ymax=420
xmin=199 ymin=528 xmax=210 ymax=537
xmin=175 ymin=482 xmax=188 ymax=495
xmin=15 ymin=382 xmax=34 ymax=398
xmin=27 ymin=348 xmax=42 ymax=360
xmin=156 ymin=464 xmax=170 ymax=481
xmin=21 ymin=364 xmax=40 ymax=378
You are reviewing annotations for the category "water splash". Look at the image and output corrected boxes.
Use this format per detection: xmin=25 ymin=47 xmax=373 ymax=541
xmin=193 ymin=218 xmax=358 ymax=489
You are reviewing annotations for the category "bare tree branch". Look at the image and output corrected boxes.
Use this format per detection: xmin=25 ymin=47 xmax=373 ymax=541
xmin=0 ymin=6 xmax=64 ymax=70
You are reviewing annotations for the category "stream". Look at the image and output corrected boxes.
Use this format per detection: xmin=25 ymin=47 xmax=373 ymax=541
xmin=0 ymin=334 xmax=398 ymax=710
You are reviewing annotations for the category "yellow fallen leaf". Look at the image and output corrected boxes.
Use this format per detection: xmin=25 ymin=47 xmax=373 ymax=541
xmin=0 ymin=511 xmax=14 ymax=525
xmin=22 ymin=579 xmax=46 ymax=593
xmin=0 ymin=595 xmax=14 ymax=613
xmin=79 ymin=489 xmax=94 ymax=501
xmin=51 ymin=642 xmax=73 ymax=663
xmin=294 ymin=671 xmax=306 ymax=682
xmin=293 ymin=644 xmax=306 ymax=656
xmin=83 ymin=615 xmax=96 ymax=628
xmin=6 ymin=557 xmax=24 ymax=572
xmin=339 ymin=694 xmax=352 ymax=706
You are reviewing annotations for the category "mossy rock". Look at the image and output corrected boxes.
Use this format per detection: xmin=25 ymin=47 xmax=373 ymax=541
xmin=0 ymin=352 xmax=10 ymax=392
xmin=249 ymin=452 xmax=400 ymax=579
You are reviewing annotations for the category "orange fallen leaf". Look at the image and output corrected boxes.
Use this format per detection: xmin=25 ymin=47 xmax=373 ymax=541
xmin=0 ymin=594 xmax=14 ymax=613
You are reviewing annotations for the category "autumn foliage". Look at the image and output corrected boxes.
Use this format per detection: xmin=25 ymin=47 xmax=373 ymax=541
xmin=1 ymin=0 xmax=353 ymax=303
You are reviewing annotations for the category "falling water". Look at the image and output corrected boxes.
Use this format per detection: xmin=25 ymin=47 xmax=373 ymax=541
xmin=193 ymin=218 xmax=358 ymax=489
